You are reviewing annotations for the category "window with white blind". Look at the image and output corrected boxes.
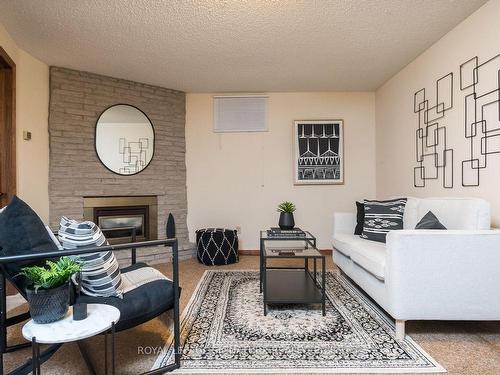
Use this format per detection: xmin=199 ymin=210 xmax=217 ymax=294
xmin=213 ymin=96 xmax=268 ymax=132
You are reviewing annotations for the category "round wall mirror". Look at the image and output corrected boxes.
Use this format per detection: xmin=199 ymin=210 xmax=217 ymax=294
xmin=95 ymin=104 xmax=155 ymax=175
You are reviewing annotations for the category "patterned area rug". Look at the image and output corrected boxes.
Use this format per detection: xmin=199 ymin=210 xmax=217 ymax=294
xmin=153 ymin=270 xmax=445 ymax=373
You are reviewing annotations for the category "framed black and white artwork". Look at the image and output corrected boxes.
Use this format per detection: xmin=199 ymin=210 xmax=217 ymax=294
xmin=293 ymin=120 xmax=344 ymax=185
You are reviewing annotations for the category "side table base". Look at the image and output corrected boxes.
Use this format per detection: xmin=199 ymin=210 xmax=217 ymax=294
xmin=78 ymin=322 xmax=116 ymax=375
xmin=31 ymin=337 xmax=40 ymax=375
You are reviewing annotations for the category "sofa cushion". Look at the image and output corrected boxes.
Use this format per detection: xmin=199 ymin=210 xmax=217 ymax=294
xmin=331 ymin=233 xmax=386 ymax=280
xmin=76 ymin=262 xmax=179 ymax=332
xmin=0 ymin=196 xmax=59 ymax=292
xmin=361 ymin=198 xmax=407 ymax=243
xmin=332 ymin=234 xmax=359 ymax=258
xmin=349 ymin=239 xmax=386 ymax=281
xmin=403 ymin=197 xmax=490 ymax=230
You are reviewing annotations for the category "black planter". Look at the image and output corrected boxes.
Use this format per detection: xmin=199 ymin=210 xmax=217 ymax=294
xmin=25 ymin=282 xmax=70 ymax=324
xmin=278 ymin=212 xmax=295 ymax=230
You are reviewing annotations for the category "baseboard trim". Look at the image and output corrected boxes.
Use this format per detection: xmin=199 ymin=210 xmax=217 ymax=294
xmin=239 ymin=249 xmax=332 ymax=256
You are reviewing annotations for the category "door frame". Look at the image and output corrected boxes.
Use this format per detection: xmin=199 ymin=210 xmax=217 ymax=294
xmin=0 ymin=46 xmax=16 ymax=206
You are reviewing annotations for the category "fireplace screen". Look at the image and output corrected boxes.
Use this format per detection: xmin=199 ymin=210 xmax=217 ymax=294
xmin=95 ymin=205 xmax=149 ymax=243
xmin=99 ymin=215 xmax=144 ymax=238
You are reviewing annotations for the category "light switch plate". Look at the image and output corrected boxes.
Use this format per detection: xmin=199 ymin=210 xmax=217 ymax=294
xmin=23 ymin=131 xmax=32 ymax=141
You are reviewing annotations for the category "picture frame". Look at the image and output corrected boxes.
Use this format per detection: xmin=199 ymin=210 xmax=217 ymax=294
xmin=293 ymin=120 xmax=344 ymax=185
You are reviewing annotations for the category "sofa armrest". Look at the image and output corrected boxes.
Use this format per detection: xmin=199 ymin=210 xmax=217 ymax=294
xmin=385 ymin=230 xmax=500 ymax=320
xmin=333 ymin=212 xmax=357 ymax=236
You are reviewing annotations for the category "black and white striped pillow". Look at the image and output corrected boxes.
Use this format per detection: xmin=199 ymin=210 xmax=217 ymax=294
xmin=360 ymin=198 xmax=407 ymax=243
xmin=58 ymin=217 xmax=123 ymax=298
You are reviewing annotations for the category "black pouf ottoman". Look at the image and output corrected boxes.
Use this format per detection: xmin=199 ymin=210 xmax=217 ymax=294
xmin=196 ymin=228 xmax=239 ymax=266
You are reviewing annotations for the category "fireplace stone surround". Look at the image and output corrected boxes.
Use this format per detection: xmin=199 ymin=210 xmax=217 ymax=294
xmin=48 ymin=67 xmax=194 ymax=264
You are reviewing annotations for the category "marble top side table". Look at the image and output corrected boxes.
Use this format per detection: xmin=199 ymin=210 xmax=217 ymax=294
xmin=22 ymin=303 xmax=120 ymax=375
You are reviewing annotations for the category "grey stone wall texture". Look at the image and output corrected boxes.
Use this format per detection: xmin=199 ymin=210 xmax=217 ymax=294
xmin=49 ymin=66 xmax=194 ymax=264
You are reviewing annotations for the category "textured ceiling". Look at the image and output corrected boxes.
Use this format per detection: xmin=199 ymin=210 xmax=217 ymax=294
xmin=0 ymin=0 xmax=488 ymax=92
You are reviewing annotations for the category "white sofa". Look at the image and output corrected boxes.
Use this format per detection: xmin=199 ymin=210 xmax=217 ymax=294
xmin=332 ymin=197 xmax=500 ymax=340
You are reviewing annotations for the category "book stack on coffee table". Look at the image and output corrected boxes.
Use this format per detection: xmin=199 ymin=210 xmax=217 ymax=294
xmin=266 ymin=227 xmax=306 ymax=238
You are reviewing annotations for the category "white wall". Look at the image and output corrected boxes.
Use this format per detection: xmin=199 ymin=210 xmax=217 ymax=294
xmin=186 ymin=92 xmax=376 ymax=249
xmin=376 ymin=0 xmax=500 ymax=226
xmin=0 ymin=23 xmax=50 ymax=221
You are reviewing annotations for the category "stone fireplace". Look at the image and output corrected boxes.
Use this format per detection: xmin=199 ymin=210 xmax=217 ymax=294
xmin=48 ymin=67 xmax=194 ymax=264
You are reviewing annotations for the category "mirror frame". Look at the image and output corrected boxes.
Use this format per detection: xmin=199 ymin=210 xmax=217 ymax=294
xmin=94 ymin=103 xmax=156 ymax=176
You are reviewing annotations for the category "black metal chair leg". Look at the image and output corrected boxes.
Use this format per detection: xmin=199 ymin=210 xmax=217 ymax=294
xmin=7 ymin=343 xmax=62 ymax=375
xmin=322 ymin=259 xmax=326 ymax=316
xmin=174 ymin=308 xmax=181 ymax=368
xmin=139 ymin=241 xmax=182 ymax=375
xmin=4 ymin=343 xmax=30 ymax=353
xmin=172 ymin=241 xmax=181 ymax=368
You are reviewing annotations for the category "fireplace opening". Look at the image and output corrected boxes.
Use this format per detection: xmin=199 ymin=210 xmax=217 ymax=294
xmin=83 ymin=196 xmax=157 ymax=244
xmin=95 ymin=205 xmax=149 ymax=242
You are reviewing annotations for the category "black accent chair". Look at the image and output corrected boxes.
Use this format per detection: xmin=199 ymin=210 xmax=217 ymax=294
xmin=0 ymin=229 xmax=181 ymax=375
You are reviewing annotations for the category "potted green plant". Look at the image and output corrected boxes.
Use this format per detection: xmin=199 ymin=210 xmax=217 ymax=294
xmin=277 ymin=201 xmax=296 ymax=230
xmin=19 ymin=257 xmax=81 ymax=324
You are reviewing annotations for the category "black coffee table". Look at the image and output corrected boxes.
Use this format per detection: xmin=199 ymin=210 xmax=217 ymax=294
xmin=259 ymin=230 xmax=326 ymax=316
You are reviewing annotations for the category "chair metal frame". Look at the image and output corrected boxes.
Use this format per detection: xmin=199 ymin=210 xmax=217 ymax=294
xmin=0 ymin=235 xmax=181 ymax=375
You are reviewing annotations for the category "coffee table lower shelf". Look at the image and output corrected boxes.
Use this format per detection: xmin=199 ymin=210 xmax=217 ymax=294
xmin=263 ymin=269 xmax=325 ymax=315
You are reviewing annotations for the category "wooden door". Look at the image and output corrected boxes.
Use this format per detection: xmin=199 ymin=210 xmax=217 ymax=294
xmin=0 ymin=47 xmax=17 ymax=296
xmin=0 ymin=47 xmax=16 ymax=208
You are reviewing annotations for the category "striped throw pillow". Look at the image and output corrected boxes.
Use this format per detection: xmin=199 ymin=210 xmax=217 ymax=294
xmin=361 ymin=198 xmax=407 ymax=243
xmin=58 ymin=217 xmax=123 ymax=298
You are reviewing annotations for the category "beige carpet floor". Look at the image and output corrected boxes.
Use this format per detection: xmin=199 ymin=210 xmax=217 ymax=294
xmin=3 ymin=255 xmax=500 ymax=374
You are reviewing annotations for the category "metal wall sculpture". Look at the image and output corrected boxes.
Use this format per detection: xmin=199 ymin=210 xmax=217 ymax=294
xmin=460 ymin=53 xmax=500 ymax=186
xmin=413 ymin=73 xmax=454 ymax=188
xmin=118 ymin=137 xmax=150 ymax=175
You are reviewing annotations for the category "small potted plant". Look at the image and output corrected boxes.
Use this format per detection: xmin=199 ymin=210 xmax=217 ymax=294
xmin=277 ymin=201 xmax=296 ymax=230
xmin=19 ymin=257 xmax=80 ymax=324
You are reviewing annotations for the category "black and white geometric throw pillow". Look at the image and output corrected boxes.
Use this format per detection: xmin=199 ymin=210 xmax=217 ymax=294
xmin=354 ymin=201 xmax=365 ymax=235
xmin=361 ymin=198 xmax=407 ymax=243
xmin=415 ymin=211 xmax=447 ymax=230
xmin=58 ymin=216 xmax=123 ymax=298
